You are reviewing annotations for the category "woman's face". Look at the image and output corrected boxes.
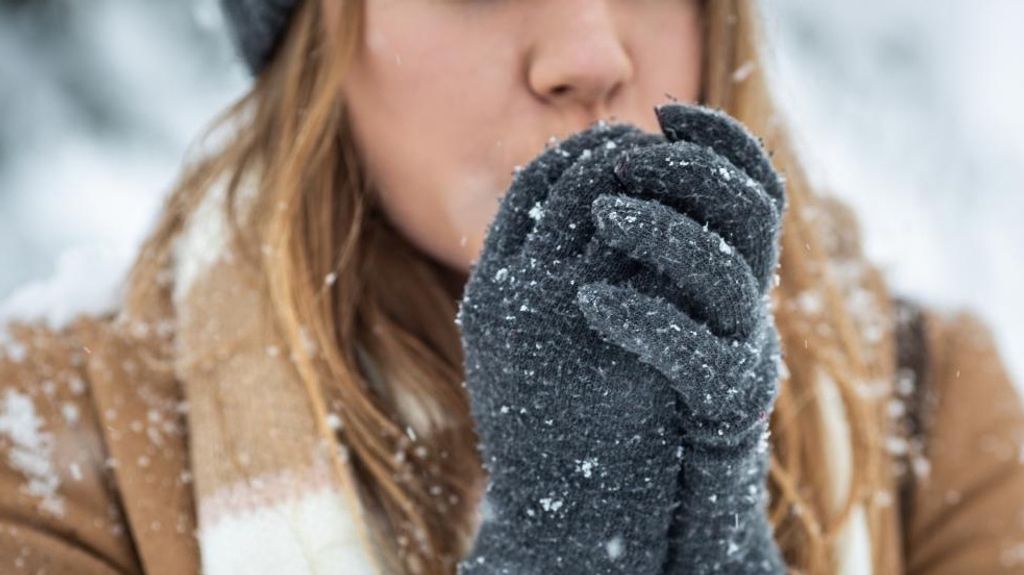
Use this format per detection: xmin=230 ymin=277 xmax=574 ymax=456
xmin=333 ymin=0 xmax=704 ymax=275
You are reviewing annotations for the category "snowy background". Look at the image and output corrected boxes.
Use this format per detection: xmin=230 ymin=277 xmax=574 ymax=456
xmin=1 ymin=0 xmax=1022 ymax=383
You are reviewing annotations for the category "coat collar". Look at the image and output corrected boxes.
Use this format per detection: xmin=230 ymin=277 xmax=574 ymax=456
xmin=82 ymin=319 xmax=200 ymax=575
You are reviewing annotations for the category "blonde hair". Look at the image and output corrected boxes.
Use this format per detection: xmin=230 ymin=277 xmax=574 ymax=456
xmin=124 ymin=0 xmax=897 ymax=572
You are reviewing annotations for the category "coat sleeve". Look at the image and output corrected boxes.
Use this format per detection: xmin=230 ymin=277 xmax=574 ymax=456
xmin=903 ymin=309 xmax=1024 ymax=574
xmin=0 ymin=320 xmax=142 ymax=575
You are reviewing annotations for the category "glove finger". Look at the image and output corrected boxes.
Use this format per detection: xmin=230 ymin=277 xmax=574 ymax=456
xmin=612 ymin=142 xmax=781 ymax=293
xmin=579 ymin=235 xmax=644 ymax=286
xmin=575 ymin=281 xmax=739 ymax=397
xmin=576 ymin=281 xmax=777 ymax=437
xmin=518 ymin=129 xmax=663 ymax=261
xmin=654 ymin=102 xmax=786 ymax=211
xmin=590 ymin=193 xmax=761 ymax=340
xmin=480 ymin=122 xmax=643 ymax=267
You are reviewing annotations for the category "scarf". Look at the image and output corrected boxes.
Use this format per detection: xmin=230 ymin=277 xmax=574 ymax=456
xmin=171 ymin=178 xmax=380 ymax=574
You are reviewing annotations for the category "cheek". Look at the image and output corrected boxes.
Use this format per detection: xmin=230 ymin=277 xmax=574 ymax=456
xmin=341 ymin=8 xmax=522 ymax=274
xmin=372 ymin=150 xmax=505 ymax=275
xmin=350 ymin=122 xmax=505 ymax=276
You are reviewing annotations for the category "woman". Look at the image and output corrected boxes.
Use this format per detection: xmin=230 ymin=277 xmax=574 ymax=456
xmin=1 ymin=0 xmax=1022 ymax=573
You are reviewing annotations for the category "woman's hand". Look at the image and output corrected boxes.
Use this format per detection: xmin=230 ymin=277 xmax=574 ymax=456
xmin=577 ymin=103 xmax=788 ymax=573
xmin=456 ymin=121 xmax=681 ymax=574
xmin=457 ymin=103 xmax=787 ymax=574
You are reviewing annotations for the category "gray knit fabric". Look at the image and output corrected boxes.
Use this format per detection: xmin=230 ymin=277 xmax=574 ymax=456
xmin=456 ymin=103 xmax=788 ymax=574
xmin=219 ymin=0 xmax=298 ymax=74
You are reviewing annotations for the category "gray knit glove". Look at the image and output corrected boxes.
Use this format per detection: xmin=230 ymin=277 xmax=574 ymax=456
xmin=457 ymin=104 xmax=787 ymax=574
xmin=456 ymin=122 xmax=678 ymax=574
xmin=580 ymin=104 xmax=788 ymax=574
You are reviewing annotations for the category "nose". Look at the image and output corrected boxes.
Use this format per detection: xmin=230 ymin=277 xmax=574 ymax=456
xmin=527 ymin=1 xmax=633 ymax=120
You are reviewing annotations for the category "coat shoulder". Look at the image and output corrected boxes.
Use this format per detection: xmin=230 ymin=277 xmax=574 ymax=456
xmin=0 ymin=316 xmax=144 ymax=574
xmin=900 ymin=305 xmax=1024 ymax=573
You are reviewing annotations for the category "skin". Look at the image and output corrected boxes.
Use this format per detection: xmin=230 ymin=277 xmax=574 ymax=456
xmin=326 ymin=0 xmax=704 ymax=278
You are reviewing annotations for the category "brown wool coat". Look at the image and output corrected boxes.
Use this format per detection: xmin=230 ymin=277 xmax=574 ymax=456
xmin=2 ymin=192 xmax=1024 ymax=574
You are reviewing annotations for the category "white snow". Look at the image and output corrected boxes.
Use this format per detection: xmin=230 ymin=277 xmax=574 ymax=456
xmin=325 ymin=413 xmax=344 ymax=432
xmin=528 ymin=202 xmax=545 ymax=222
xmin=0 ymin=389 xmax=65 ymax=517
xmin=606 ymin=535 xmax=625 ymax=560
xmin=538 ymin=496 xmax=563 ymax=512
xmin=0 ymin=243 xmax=133 ymax=332
xmin=575 ymin=456 xmax=599 ymax=478
xmin=60 ymin=403 xmax=80 ymax=425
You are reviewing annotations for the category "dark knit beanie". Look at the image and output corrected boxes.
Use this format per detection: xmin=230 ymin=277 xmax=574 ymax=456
xmin=219 ymin=0 xmax=300 ymax=75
